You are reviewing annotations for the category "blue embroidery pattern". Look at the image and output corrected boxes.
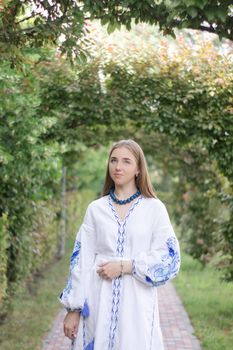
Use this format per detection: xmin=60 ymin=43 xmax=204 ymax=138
xmin=60 ymin=240 xmax=81 ymax=299
xmin=70 ymin=240 xmax=81 ymax=270
xmin=108 ymin=195 xmax=143 ymax=350
xmin=145 ymin=236 xmax=180 ymax=286
xmin=85 ymin=338 xmax=95 ymax=350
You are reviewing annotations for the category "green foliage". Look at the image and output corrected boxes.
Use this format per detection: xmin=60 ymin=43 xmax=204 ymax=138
xmin=69 ymin=146 xmax=109 ymax=195
xmin=29 ymin=200 xmax=60 ymax=274
xmin=0 ymin=60 xmax=63 ymax=310
xmin=0 ymin=0 xmax=87 ymax=66
xmin=0 ymin=1 xmax=232 ymax=66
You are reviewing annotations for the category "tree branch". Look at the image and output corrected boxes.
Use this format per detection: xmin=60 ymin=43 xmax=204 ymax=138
xmin=15 ymin=4 xmax=56 ymax=24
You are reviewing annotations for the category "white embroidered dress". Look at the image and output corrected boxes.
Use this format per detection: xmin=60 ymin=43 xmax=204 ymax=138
xmin=58 ymin=195 xmax=181 ymax=350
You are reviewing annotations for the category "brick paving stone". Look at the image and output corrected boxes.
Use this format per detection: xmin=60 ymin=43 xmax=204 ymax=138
xmin=41 ymin=281 xmax=202 ymax=350
xmin=158 ymin=282 xmax=202 ymax=350
xmin=41 ymin=309 xmax=71 ymax=350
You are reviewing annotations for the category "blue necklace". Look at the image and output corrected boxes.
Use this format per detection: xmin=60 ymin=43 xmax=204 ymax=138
xmin=109 ymin=188 xmax=141 ymax=205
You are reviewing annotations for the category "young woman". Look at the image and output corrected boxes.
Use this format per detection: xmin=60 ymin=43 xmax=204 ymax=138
xmin=58 ymin=139 xmax=181 ymax=350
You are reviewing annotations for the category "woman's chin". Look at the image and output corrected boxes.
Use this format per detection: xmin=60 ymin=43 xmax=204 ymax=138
xmin=113 ymin=179 xmax=125 ymax=186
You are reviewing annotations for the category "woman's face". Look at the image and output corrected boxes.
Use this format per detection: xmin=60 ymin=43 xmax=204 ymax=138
xmin=109 ymin=147 xmax=139 ymax=187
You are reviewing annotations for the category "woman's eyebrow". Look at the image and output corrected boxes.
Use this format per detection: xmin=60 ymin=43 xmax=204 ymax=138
xmin=110 ymin=156 xmax=132 ymax=161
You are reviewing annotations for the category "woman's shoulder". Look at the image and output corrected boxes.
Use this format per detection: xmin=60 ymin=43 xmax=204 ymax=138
xmin=142 ymin=196 xmax=168 ymax=214
xmin=87 ymin=195 xmax=108 ymax=211
xmin=143 ymin=196 xmax=165 ymax=207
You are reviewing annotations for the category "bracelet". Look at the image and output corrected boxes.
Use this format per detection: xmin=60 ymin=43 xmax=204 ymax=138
xmin=120 ymin=260 xmax=124 ymax=276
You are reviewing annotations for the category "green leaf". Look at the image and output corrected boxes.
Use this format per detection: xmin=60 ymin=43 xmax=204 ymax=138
xmin=101 ymin=16 xmax=109 ymax=26
xmin=193 ymin=0 xmax=208 ymax=10
xmin=204 ymin=8 xmax=215 ymax=22
xmin=78 ymin=51 xmax=87 ymax=64
xmin=0 ymin=147 xmax=14 ymax=164
xmin=107 ymin=22 xmax=117 ymax=34
xmin=187 ymin=6 xmax=198 ymax=18
xmin=216 ymin=8 xmax=227 ymax=22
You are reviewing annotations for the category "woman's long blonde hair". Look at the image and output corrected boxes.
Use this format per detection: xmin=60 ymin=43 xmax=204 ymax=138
xmin=101 ymin=139 xmax=156 ymax=198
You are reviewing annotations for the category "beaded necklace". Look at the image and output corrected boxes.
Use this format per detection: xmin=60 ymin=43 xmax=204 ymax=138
xmin=109 ymin=188 xmax=141 ymax=205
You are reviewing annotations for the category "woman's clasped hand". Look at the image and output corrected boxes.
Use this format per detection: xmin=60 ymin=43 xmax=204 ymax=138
xmin=96 ymin=261 xmax=132 ymax=280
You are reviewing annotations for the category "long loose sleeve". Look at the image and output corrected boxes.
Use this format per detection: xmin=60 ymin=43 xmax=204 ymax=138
xmin=58 ymin=204 xmax=96 ymax=312
xmin=132 ymin=201 xmax=180 ymax=287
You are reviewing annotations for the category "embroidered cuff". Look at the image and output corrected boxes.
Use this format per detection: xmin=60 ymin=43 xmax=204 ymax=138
xmin=66 ymin=307 xmax=82 ymax=313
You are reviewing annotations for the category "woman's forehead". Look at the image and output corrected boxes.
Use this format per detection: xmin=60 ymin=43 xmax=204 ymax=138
xmin=111 ymin=147 xmax=135 ymax=159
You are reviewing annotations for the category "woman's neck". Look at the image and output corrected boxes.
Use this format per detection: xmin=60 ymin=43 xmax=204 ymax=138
xmin=114 ymin=184 xmax=138 ymax=199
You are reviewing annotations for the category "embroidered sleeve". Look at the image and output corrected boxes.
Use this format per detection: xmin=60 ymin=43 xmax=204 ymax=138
xmin=58 ymin=204 xmax=96 ymax=312
xmin=132 ymin=202 xmax=180 ymax=287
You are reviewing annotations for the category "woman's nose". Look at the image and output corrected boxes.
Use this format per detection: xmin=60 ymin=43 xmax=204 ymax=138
xmin=115 ymin=162 xmax=122 ymax=170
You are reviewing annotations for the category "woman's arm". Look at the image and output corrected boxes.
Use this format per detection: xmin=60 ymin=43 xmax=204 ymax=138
xmin=131 ymin=202 xmax=181 ymax=287
xmin=58 ymin=203 xmax=96 ymax=339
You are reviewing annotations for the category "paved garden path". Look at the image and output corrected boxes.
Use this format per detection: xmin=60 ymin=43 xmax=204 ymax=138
xmin=41 ymin=282 xmax=202 ymax=350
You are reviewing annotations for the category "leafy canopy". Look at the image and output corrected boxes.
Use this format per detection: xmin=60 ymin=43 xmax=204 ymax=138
xmin=0 ymin=0 xmax=232 ymax=66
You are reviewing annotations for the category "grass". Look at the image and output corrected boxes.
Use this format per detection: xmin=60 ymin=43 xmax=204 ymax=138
xmin=174 ymin=252 xmax=233 ymax=350
xmin=0 ymin=253 xmax=69 ymax=350
xmin=0 ymin=190 xmax=95 ymax=350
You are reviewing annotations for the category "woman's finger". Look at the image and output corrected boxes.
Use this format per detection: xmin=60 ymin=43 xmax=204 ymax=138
xmin=64 ymin=324 xmax=74 ymax=339
xmin=65 ymin=327 xmax=70 ymax=338
xmin=66 ymin=329 xmax=74 ymax=340
xmin=63 ymin=324 xmax=67 ymax=336
xmin=70 ymin=330 xmax=75 ymax=339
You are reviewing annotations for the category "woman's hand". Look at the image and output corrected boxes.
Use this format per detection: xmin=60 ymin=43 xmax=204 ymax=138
xmin=97 ymin=261 xmax=132 ymax=280
xmin=63 ymin=311 xmax=80 ymax=340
